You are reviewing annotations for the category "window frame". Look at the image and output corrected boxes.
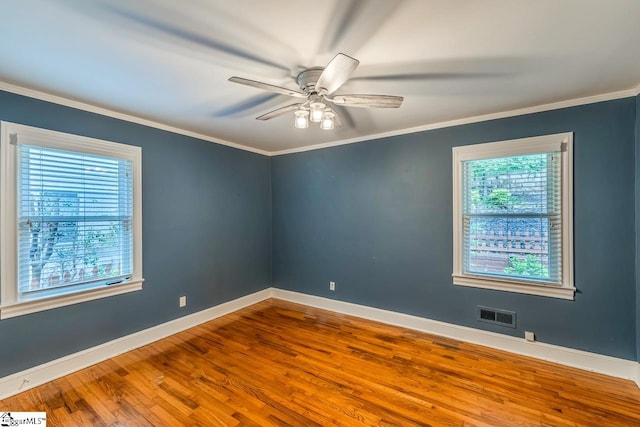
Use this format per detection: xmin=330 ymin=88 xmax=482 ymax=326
xmin=0 ymin=122 xmax=143 ymax=319
xmin=452 ymin=133 xmax=574 ymax=300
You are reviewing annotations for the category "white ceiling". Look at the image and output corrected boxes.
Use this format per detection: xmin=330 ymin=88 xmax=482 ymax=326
xmin=1 ymin=0 xmax=639 ymax=154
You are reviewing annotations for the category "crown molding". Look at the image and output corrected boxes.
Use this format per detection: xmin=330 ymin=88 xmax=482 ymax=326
xmin=271 ymin=86 xmax=640 ymax=156
xmin=1 ymin=79 xmax=638 ymax=158
xmin=0 ymin=81 xmax=271 ymax=156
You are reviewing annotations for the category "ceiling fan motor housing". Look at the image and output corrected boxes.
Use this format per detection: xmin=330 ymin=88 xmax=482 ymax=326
xmin=296 ymin=67 xmax=324 ymax=94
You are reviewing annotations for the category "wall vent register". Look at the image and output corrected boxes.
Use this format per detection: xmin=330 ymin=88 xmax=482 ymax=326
xmin=477 ymin=306 xmax=516 ymax=328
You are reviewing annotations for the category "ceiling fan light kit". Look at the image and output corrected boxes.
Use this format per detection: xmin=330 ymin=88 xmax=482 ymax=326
xmin=309 ymin=96 xmax=326 ymax=122
xmin=294 ymin=109 xmax=309 ymax=129
xmin=320 ymin=110 xmax=336 ymax=130
xmin=228 ymin=53 xmax=404 ymax=131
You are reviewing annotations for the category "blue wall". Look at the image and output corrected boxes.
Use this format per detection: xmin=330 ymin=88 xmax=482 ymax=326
xmin=272 ymin=98 xmax=637 ymax=360
xmin=1 ymin=89 xmax=637 ymax=377
xmin=0 ymin=91 xmax=272 ymax=377
xmin=636 ymin=93 xmax=640 ymax=363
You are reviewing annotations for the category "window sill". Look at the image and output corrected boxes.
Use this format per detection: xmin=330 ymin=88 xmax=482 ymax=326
xmin=452 ymin=274 xmax=575 ymax=300
xmin=0 ymin=279 xmax=144 ymax=319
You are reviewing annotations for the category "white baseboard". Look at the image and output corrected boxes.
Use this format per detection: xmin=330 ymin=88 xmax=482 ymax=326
xmin=271 ymin=288 xmax=640 ymax=385
xmin=2 ymin=286 xmax=638 ymax=401
xmin=0 ymin=288 xmax=272 ymax=400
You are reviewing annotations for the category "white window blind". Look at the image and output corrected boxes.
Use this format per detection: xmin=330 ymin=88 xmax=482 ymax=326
xmin=462 ymin=152 xmax=561 ymax=284
xmin=17 ymin=144 xmax=133 ymax=297
xmin=451 ymin=133 xmax=574 ymax=300
xmin=1 ymin=121 xmax=143 ymax=319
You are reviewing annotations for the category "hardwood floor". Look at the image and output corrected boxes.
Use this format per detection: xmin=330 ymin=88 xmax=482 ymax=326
xmin=2 ymin=298 xmax=640 ymax=426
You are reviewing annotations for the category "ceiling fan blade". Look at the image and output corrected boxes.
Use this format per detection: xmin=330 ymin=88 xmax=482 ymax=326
xmin=256 ymin=103 xmax=304 ymax=121
xmin=315 ymin=53 xmax=360 ymax=95
xmin=229 ymin=77 xmax=307 ymax=98
xmin=328 ymin=94 xmax=403 ymax=108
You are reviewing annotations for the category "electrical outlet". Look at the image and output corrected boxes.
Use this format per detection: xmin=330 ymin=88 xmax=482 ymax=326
xmin=179 ymin=296 xmax=187 ymax=307
xmin=525 ymin=331 xmax=535 ymax=342
xmin=329 ymin=281 xmax=336 ymax=291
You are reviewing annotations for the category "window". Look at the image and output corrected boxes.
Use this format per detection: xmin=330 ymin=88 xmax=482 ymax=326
xmin=452 ymin=133 xmax=574 ymax=299
xmin=1 ymin=122 xmax=143 ymax=319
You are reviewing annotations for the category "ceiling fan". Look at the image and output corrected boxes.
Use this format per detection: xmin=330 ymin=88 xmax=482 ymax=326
xmin=228 ymin=53 xmax=403 ymax=129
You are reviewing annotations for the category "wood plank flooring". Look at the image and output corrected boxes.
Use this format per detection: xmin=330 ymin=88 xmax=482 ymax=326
xmin=2 ymin=298 xmax=640 ymax=426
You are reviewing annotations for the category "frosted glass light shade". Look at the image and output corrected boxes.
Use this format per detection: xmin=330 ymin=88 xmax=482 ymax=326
xmin=309 ymin=102 xmax=326 ymax=122
xmin=294 ymin=110 xmax=309 ymax=128
xmin=320 ymin=111 xmax=335 ymax=130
